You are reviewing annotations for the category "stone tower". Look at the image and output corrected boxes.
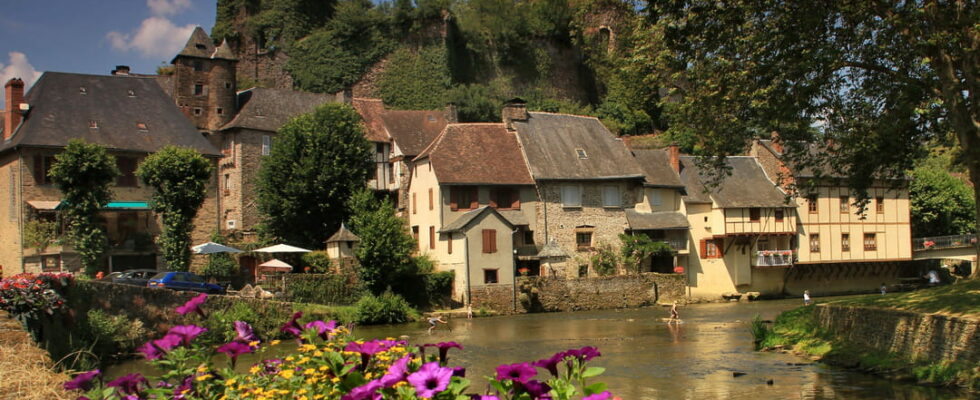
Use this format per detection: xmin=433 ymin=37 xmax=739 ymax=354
xmin=171 ymin=27 xmax=238 ymax=132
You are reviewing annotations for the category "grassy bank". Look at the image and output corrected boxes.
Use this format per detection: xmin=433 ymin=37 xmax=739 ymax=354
xmin=754 ymin=281 xmax=980 ymax=391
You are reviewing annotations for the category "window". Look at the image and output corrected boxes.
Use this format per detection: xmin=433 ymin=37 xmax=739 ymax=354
xmin=34 ymin=155 xmax=56 ymax=185
xmin=839 ymin=196 xmax=849 ymax=213
xmin=864 ymin=233 xmax=877 ymax=251
xmin=412 ymin=193 xmax=417 ymax=214
xmin=810 ymin=234 xmax=820 ymax=253
xmin=79 ymin=87 xmax=87 ymax=95
xmin=561 ymin=185 xmax=582 ymax=208
xmin=700 ymin=238 xmax=723 ymax=258
xmin=523 ymin=230 xmax=534 ymax=245
xmin=578 ymin=265 xmax=589 ymax=277
xmin=490 ymin=188 xmax=519 ymax=210
xmin=775 ymin=209 xmax=785 ymax=222
xmin=116 ymin=157 xmax=138 ymax=187
xmin=136 ymin=122 xmax=148 ymax=131
xmin=127 ymin=90 xmax=136 ymax=97
xmin=428 ymin=188 xmax=433 ymax=210
xmin=224 ymin=173 xmax=230 ymax=190
xmin=841 ymin=233 xmax=850 ymax=252
xmin=576 ymin=148 xmax=588 ymax=159
xmin=193 ymin=84 xmax=204 ymax=95
xmin=601 ymin=185 xmax=621 ymax=208
xmin=575 ymin=231 xmax=593 ymax=251
xmin=429 ymin=226 xmax=436 ymax=249
xmin=482 ymin=229 xmax=497 ymax=253
xmin=217 ymin=107 xmax=223 ymax=115
xmin=749 ymin=208 xmax=761 ymax=222
xmin=387 ymin=163 xmax=395 ymax=184
xmin=876 ymin=197 xmax=884 ymax=214
xmin=447 ymin=234 xmax=452 ymax=254
xmin=412 ymin=226 xmax=419 ymax=250
xmin=808 ymin=195 xmax=818 ymax=213
xmin=483 ymin=269 xmax=498 ymax=284
xmin=261 ymin=135 xmax=271 ymax=156
xmin=193 ymin=108 xmax=202 ymax=116
xmin=450 ymin=186 xmax=478 ymax=211
xmin=650 ymin=190 xmax=663 ymax=206
xmin=225 ymin=82 xmax=232 ymax=89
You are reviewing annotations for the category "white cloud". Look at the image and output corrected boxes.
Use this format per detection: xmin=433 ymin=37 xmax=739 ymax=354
xmin=0 ymin=51 xmax=42 ymax=108
xmin=107 ymin=17 xmax=196 ymax=59
xmin=147 ymin=0 xmax=192 ymax=16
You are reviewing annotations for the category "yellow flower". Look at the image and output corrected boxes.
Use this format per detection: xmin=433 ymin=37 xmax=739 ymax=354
xmin=249 ymin=340 xmax=260 ymax=347
xmin=250 ymin=365 xmax=261 ymax=374
xmin=271 ymin=340 xmax=281 ymax=346
xmin=285 ymin=356 xmax=295 ymax=362
xmin=279 ymin=369 xmax=295 ymax=379
xmin=319 ymin=365 xmax=329 ymax=371
xmin=196 ymin=374 xmax=212 ymax=382
xmin=300 ymin=344 xmax=317 ymax=352
xmin=331 ymin=377 xmax=341 ymax=383
xmin=298 ymin=389 xmax=308 ymax=395
xmin=304 ymin=368 xmax=316 ymax=376
xmin=196 ymin=364 xmax=208 ymax=373
xmin=313 ymin=351 xmax=323 ymax=357
xmin=224 ymin=378 xmax=237 ymax=386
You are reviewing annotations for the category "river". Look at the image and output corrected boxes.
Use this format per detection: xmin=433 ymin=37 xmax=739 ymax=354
xmin=109 ymin=298 xmax=973 ymax=399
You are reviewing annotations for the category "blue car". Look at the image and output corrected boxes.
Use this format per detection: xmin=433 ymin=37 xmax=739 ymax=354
xmin=148 ymin=271 xmax=225 ymax=294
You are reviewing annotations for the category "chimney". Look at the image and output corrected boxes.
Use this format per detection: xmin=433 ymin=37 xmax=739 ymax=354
xmin=667 ymin=144 xmax=680 ymax=173
xmin=111 ymin=65 xmax=131 ymax=75
xmin=4 ymin=78 xmax=25 ymax=140
xmin=501 ymin=98 xmax=528 ymax=131
xmin=444 ymin=103 xmax=458 ymax=123
xmin=769 ymin=131 xmax=783 ymax=154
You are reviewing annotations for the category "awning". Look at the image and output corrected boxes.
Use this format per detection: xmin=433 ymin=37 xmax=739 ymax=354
xmin=27 ymin=200 xmax=61 ymax=211
xmin=40 ymin=201 xmax=151 ymax=211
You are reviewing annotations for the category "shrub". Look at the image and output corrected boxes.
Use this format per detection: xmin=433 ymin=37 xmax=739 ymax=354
xmin=301 ymin=251 xmax=333 ymax=273
xmin=590 ymin=243 xmax=620 ymax=276
xmin=353 ymin=291 xmax=418 ymax=325
xmin=284 ymin=273 xmax=365 ymax=306
xmin=23 ymin=219 xmax=59 ymax=251
xmin=80 ymin=309 xmax=145 ymax=362
xmin=423 ymin=271 xmax=454 ymax=307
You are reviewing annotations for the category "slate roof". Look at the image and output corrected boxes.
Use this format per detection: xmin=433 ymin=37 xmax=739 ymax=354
xmin=679 ymin=156 xmax=788 ymax=208
xmin=625 ymin=210 xmax=690 ymax=230
xmin=440 ymin=206 xmax=516 ymax=233
xmin=513 ymin=112 xmax=646 ymax=180
xmin=1 ymin=72 xmax=219 ymax=156
xmin=352 ymin=98 xmax=390 ymax=142
xmin=536 ymin=239 xmax=570 ymax=259
xmin=381 ymin=110 xmax=450 ymax=156
xmin=220 ymin=88 xmax=338 ymax=132
xmin=326 ymin=223 xmax=360 ymax=243
xmin=631 ymin=148 xmax=685 ymax=188
xmin=417 ymin=123 xmax=534 ymax=185
xmin=172 ymin=27 xmax=237 ymax=62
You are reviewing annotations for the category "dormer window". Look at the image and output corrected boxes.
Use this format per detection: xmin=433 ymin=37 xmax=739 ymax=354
xmin=576 ymin=148 xmax=588 ymax=159
xmin=89 ymin=120 xmax=98 ymax=129
xmin=136 ymin=122 xmax=148 ymax=131
xmin=195 ymin=43 xmax=207 ymax=50
xmin=79 ymin=87 xmax=87 ymax=95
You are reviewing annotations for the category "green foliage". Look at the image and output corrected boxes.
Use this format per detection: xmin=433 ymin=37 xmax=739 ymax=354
xmin=910 ymin=165 xmax=975 ymax=237
xmin=283 ymin=273 xmax=366 ymax=305
xmin=446 ymin=83 xmax=504 ymax=122
xmin=346 ymin=188 xmax=417 ymax=294
xmin=202 ymin=301 xmax=261 ymax=344
xmin=423 ymin=270 xmax=454 ymax=307
xmin=80 ymin=309 xmax=146 ymax=363
xmin=353 ymin=291 xmax=418 ymax=324
xmin=257 ymin=103 xmax=373 ymax=249
xmin=749 ymin=314 xmax=771 ymax=347
xmin=301 ymin=250 xmax=333 ymax=273
xmin=589 ymin=242 xmax=619 ymax=276
xmin=136 ymin=146 xmax=213 ymax=271
xmin=619 ymin=234 xmax=674 ymax=274
xmin=48 ymin=139 xmax=118 ymax=276
xmin=23 ymin=219 xmax=59 ymax=251
xmin=378 ymin=45 xmax=452 ymax=110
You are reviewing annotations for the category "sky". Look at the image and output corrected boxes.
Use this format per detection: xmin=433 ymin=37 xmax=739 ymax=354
xmin=0 ymin=0 xmax=217 ymax=107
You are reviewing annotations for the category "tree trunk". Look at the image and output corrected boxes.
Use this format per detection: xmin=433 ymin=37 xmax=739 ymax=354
xmin=970 ymin=163 xmax=980 ymax=279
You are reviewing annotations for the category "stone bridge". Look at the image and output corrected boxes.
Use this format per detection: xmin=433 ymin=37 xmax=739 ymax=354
xmin=912 ymin=234 xmax=977 ymax=275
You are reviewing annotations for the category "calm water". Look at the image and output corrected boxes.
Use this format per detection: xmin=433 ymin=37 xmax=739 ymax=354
xmin=110 ymin=299 xmax=973 ymax=399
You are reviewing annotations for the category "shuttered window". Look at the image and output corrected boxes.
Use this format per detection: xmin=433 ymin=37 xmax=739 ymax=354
xmin=490 ymin=188 xmax=520 ymax=210
xmin=875 ymin=197 xmax=885 ymax=214
xmin=482 ymin=229 xmax=497 ymax=253
xmin=601 ymin=185 xmax=621 ymax=208
xmin=450 ymin=186 xmax=478 ymax=211
xmin=428 ymin=188 xmax=433 ymax=210
xmin=700 ymin=238 xmax=723 ymax=259
xmin=447 ymin=234 xmax=452 ymax=254
xmin=561 ymin=185 xmax=582 ymax=207
xmin=841 ymin=233 xmax=850 ymax=252
xmin=429 ymin=226 xmax=436 ymax=249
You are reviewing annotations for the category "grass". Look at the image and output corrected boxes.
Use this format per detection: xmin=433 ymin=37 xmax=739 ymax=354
xmin=0 ymin=320 xmax=71 ymax=400
xmin=827 ymin=279 xmax=980 ymax=318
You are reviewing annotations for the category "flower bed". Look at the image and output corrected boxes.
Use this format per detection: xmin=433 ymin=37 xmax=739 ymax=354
xmin=64 ymin=294 xmax=619 ymax=399
xmin=0 ymin=273 xmax=74 ymax=317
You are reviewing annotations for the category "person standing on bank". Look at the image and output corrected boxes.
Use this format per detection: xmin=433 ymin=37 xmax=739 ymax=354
xmin=803 ymin=290 xmax=812 ymax=306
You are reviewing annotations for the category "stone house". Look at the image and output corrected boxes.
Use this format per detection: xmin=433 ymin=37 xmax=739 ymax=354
xmin=408 ymin=123 xmax=535 ymax=303
xmin=0 ymin=72 xmax=221 ymax=275
xmin=627 ymin=147 xmax=691 ymax=273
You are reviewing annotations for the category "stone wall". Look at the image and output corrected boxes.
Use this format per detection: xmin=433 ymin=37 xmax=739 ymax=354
xmin=814 ymin=304 xmax=979 ymax=366
xmin=470 ymin=273 xmax=686 ymax=314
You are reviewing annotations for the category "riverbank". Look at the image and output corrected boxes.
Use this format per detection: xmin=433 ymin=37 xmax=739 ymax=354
xmin=757 ymin=280 xmax=980 ymax=391
xmin=0 ymin=310 xmax=70 ymax=400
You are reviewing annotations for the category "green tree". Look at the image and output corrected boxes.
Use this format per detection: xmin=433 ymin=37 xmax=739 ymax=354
xmin=201 ymin=231 xmax=240 ymax=278
xmin=378 ymin=45 xmax=452 ymax=110
xmin=137 ymin=147 xmax=213 ymax=271
xmin=910 ymin=165 xmax=976 ymax=237
xmin=257 ymin=103 xmax=373 ymax=249
xmin=346 ymin=188 xmax=417 ymax=294
xmin=619 ymin=233 xmax=674 ymax=274
xmin=48 ymin=140 xmax=118 ymax=276
xmin=636 ymin=1 xmax=979 ymax=276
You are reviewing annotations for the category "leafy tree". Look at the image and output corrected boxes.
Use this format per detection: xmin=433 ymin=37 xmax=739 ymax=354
xmin=378 ymin=46 xmax=452 ymax=110
xmin=346 ymin=188 xmax=417 ymax=294
xmin=910 ymin=165 xmax=976 ymax=237
xmin=636 ymin=1 xmax=979 ymax=275
xmin=137 ymin=146 xmax=214 ymax=271
xmin=619 ymin=233 xmax=674 ymax=274
xmin=48 ymin=139 xmax=118 ymax=276
xmin=257 ymin=103 xmax=373 ymax=249
xmin=201 ymin=231 xmax=240 ymax=278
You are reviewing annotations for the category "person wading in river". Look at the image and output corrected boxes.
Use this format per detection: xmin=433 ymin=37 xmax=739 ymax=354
xmin=428 ymin=315 xmax=448 ymax=334
xmin=668 ymin=301 xmax=680 ymax=323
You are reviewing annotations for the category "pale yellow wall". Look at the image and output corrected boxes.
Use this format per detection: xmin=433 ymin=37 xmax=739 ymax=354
xmin=440 ymin=185 xmax=538 ymax=237
xmin=635 ymin=187 xmax=683 ymax=213
xmin=686 ymin=202 xmax=738 ymax=297
xmin=722 ymin=208 xmax=797 ymax=235
xmin=407 ymin=159 xmax=445 ymax=260
xmin=464 ymin=212 xmax=515 ymax=287
xmin=795 ymin=184 xmax=911 ymax=264
xmin=0 ymin=154 xmax=22 ymax=277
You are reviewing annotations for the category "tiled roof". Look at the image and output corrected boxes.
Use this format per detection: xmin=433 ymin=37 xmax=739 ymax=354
xmin=625 ymin=210 xmax=690 ymax=230
xmin=439 ymin=206 xmax=515 ymax=233
xmin=1 ymin=72 xmax=219 ymax=156
xmin=381 ymin=109 xmax=450 ymax=156
xmin=679 ymin=156 xmax=788 ymax=208
xmin=172 ymin=27 xmax=215 ymax=61
xmin=632 ymin=148 xmax=684 ymax=188
xmin=417 ymin=123 xmax=534 ymax=185
xmin=352 ymin=98 xmax=390 ymax=142
xmin=220 ymin=88 xmax=338 ymax=132
xmin=326 ymin=223 xmax=359 ymax=243
xmin=513 ymin=112 xmax=646 ymax=180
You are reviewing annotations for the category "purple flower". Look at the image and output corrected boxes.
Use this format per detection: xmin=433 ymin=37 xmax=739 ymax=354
xmin=582 ymin=391 xmax=613 ymax=400
xmin=304 ymin=320 xmax=338 ymax=340
xmin=379 ymin=355 xmax=411 ymax=388
xmin=532 ymin=352 xmax=565 ymax=377
xmin=452 ymin=366 xmax=466 ymax=378
xmin=173 ymin=376 xmax=193 ymax=399
xmin=495 ymin=362 xmax=537 ymax=384
xmin=564 ymin=346 xmax=601 ymax=362
xmin=471 ymin=396 xmax=500 ymax=400
xmin=175 ymin=293 xmax=208 ymax=317
xmin=259 ymin=358 xmax=282 ymax=375
xmin=407 ymin=362 xmax=454 ymax=399
xmin=341 ymin=379 xmax=383 ymax=400
xmin=138 ymin=334 xmax=182 ymax=360
xmin=523 ymin=380 xmax=552 ymax=399
xmin=233 ymin=321 xmax=259 ymax=344
xmin=423 ymin=341 xmax=463 ymax=364
xmin=217 ymin=341 xmax=255 ymax=368
xmin=107 ymin=373 xmax=148 ymax=395
xmin=63 ymin=369 xmax=100 ymax=391
xmin=167 ymin=325 xmax=207 ymax=346
xmin=280 ymin=311 xmax=303 ymax=337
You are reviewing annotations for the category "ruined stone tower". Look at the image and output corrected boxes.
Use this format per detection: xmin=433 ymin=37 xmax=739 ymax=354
xmin=171 ymin=27 xmax=238 ymax=132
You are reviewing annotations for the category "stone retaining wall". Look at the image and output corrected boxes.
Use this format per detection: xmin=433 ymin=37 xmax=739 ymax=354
xmin=815 ymin=304 xmax=979 ymax=365
xmin=470 ymin=273 xmax=686 ymax=314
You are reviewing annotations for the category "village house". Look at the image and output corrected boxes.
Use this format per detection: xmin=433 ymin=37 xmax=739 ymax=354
xmin=627 ymin=146 xmax=691 ymax=273
xmin=0 ymin=72 xmax=221 ymax=275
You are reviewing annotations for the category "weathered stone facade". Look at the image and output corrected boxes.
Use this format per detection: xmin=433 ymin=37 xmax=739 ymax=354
xmin=217 ymin=128 xmax=268 ymax=235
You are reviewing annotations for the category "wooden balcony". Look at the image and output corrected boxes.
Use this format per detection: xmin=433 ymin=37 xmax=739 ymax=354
xmin=753 ymin=250 xmax=794 ymax=268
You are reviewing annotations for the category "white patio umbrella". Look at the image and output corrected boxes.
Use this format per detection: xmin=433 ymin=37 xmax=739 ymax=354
xmin=254 ymin=244 xmax=312 ymax=253
xmin=258 ymin=258 xmax=294 ymax=272
xmin=192 ymin=241 xmax=243 ymax=254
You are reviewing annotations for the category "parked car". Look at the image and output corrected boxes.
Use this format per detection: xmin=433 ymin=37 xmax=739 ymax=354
xmin=110 ymin=269 xmax=158 ymax=287
xmin=148 ymin=271 xmax=225 ymax=294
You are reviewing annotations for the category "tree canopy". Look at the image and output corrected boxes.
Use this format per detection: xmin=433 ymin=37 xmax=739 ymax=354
xmin=346 ymin=188 xmax=418 ymax=294
xmin=137 ymin=146 xmax=214 ymax=271
xmin=48 ymin=140 xmax=118 ymax=275
xmin=257 ymin=103 xmax=373 ymax=249
xmin=910 ymin=159 xmax=976 ymax=238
